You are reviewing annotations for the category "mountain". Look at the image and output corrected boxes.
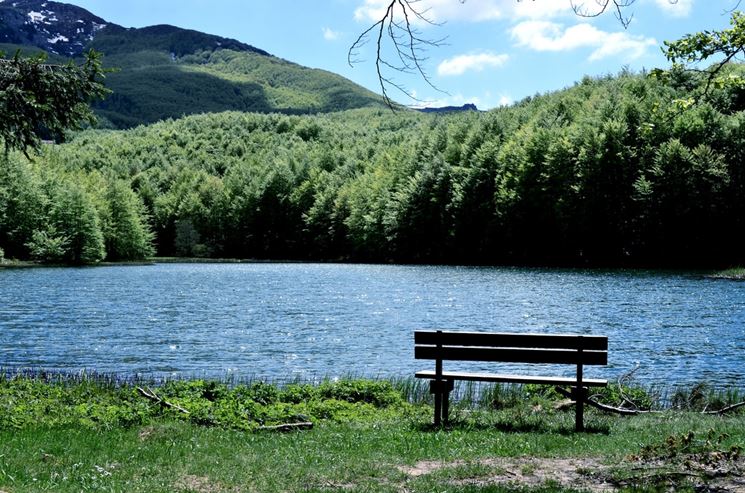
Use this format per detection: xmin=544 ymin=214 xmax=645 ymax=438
xmin=0 ymin=0 xmax=386 ymax=128
xmin=417 ymin=103 xmax=479 ymax=114
xmin=0 ymin=0 xmax=107 ymax=56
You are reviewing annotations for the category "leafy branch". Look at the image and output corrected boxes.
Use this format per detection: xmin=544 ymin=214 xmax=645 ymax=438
xmin=651 ymin=10 xmax=745 ymax=109
xmin=0 ymin=49 xmax=110 ymax=157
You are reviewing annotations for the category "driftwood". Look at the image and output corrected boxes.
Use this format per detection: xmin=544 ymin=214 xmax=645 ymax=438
xmin=553 ymin=398 xmax=576 ymax=411
xmin=616 ymin=364 xmax=645 ymax=411
xmin=257 ymin=422 xmax=314 ymax=432
xmin=554 ymin=386 xmax=658 ymax=416
xmin=703 ymin=400 xmax=745 ymax=415
xmin=555 ymin=386 xmax=745 ymax=416
xmin=137 ymin=386 xmax=190 ymax=415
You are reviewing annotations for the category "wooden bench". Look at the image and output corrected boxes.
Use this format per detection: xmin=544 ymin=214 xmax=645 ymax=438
xmin=414 ymin=330 xmax=608 ymax=431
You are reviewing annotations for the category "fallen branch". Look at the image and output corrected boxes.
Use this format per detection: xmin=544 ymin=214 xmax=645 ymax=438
xmin=553 ymin=398 xmax=576 ymax=411
xmin=554 ymin=386 xmax=659 ymax=416
xmin=703 ymin=400 xmax=745 ymax=415
xmin=617 ymin=363 xmax=642 ymax=410
xmin=257 ymin=422 xmax=313 ymax=432
xmin=137 ymin=386 xmax=190 ymax=415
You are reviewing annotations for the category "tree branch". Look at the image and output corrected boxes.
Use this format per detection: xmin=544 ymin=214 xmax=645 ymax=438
xmin=137 ymin=386 xmax=191 ymax=414
xmin=257 ymin=422 xmax=314 ymax=432
xmin=554 ymin=386 xmax=659 ymax=416
xmin=703 ymin=400 xmax=745 ymax=415
xmin=352 ymin=0 xmax=681 ymax=108
xmin=349 ymin=0 xmax=446 ymax=107
xmin=651 ymin=10 xmax=745 ymax=108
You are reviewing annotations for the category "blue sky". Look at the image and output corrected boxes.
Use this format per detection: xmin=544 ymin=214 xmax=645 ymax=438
xmin=64 ymin=0 xmax=738 ymax=109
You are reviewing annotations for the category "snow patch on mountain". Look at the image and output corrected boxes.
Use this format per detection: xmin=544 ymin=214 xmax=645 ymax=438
xmin=27 ymin=10 xmax=45 ymax=22
xmin=47 ymin=34 xmax=68 ymax=43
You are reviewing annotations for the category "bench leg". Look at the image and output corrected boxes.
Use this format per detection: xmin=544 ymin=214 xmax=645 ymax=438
xmin=442 ymin=389 xmax=450 ymax=425
xmin=430 ymin=379 xmax=454 ymax=426
xmin=574 ymin=386 xmax=586 ymax=432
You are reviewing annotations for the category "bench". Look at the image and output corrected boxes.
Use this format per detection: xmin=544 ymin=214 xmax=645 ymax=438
xmin=414 ymin=330 xmax=608 ymax=431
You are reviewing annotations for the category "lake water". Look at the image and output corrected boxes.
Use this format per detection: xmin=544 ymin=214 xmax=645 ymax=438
xmin=1 ymin=263 xmax=744 ymax=387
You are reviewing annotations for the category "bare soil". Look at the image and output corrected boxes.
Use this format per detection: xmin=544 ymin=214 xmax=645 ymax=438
xmin=397 ymin=454 xmax=745 ymax=492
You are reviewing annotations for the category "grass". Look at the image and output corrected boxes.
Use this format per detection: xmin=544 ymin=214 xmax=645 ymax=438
xmin=0 ymin=373 xmax=744 ymax=492
xmin=708 ymin=266 xmax=745 ymax=279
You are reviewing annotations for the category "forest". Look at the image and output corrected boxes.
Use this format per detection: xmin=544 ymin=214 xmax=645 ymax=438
xmin=2 ymin=64 xmax=745 ymax=267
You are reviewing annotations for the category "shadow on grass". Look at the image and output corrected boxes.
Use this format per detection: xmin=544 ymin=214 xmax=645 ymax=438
xmin=413 ymin=418 xmax=610 ymax=435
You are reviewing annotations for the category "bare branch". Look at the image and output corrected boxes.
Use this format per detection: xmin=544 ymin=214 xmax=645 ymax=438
xmin=348 ymin=0 xmax=447 ymax=108
xmin=352 ymin=0 xmax=682 ymax=108
xmin=703 ymin=400 xmax=745 ymax=415
xmin=724 ymin=0 xmax=743 ymax=14
xmin=137 ymin=386 xmax=190 ymax=414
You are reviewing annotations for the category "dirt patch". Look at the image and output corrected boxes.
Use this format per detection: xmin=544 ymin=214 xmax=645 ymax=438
xmin=398 ymin=457 xmax=615 ymax=492
xmin=615 ymin=454 xmax=745 ymax=493
xmin=398 ymin=455 xmax=745 ymax=492
xmin=174 ymin=475 xmax=240 ymax=493
xmin=138 ymin=426 xmax=155 ymax=441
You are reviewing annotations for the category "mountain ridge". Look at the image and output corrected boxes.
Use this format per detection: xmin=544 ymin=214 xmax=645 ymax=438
xmin=0 ymin=0 xmax=386 ymax=127
xmin=0 ymin=0 xmax=273 ymax=58
xmin=1 ymin=0 xmax=110 ymax=56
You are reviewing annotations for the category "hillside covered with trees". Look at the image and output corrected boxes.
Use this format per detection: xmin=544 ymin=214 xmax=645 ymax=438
xmin=1 ymin=1 xmax=387 ymax=129
xmin=2 ymin=65 xmax=745 ymax=267
xmin=93 ymin=44 xmax=387 ymax=128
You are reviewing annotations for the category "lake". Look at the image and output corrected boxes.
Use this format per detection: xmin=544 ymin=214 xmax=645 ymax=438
xmin=1 ymin=263 xmax=744 ymax=388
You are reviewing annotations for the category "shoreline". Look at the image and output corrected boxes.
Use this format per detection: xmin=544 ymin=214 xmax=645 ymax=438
xmin=2 ymin=257 xmax=742 ymax=273
xmin=704 ymin=267 xmax=745 ymax=280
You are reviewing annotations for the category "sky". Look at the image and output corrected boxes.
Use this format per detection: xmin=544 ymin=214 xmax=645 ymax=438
xmin=63 ymin=0 xmax=739 ymax=109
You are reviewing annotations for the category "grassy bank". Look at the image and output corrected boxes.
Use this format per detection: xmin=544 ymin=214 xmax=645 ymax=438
xmin=0 ymin=374 xmax=743 ymax=492
xmin=708 ymin=267 xmax=745 ymax=280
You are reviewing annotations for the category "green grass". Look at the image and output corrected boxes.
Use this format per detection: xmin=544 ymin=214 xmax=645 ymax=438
xmin=708 ymin=266 xmax=745 ymax=279
xmin=1 ymin=413 xmax=743 ymax=492
xmin=1 ymin=374 xmax=744 ymax=492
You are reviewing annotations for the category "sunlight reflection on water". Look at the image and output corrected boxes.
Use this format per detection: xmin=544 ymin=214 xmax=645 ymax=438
xmin=1 ymin=263 xmax=744 ymax=386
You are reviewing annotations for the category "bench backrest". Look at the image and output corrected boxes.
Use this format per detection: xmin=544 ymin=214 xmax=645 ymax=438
xmin=414 ymin=330 xmax=608 ymax=366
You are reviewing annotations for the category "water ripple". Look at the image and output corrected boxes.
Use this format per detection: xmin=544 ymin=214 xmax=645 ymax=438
xmin=1 ymin=264 xmax=744 ymax=386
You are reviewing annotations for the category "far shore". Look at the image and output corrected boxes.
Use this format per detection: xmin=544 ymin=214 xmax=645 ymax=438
xmin=2 ymin=257 xmax=745 ymax=278
xmin=705 ymin=267 xmax=745 ymax=280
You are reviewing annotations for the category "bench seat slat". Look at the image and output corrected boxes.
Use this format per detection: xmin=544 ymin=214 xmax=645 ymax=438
xmin=415 ymin=331 xmax=608 ymax=351
xmin=415 ymin=370 xmax=608 ymax=387
xmin=415 ymin=346 xmax=607 ymax=365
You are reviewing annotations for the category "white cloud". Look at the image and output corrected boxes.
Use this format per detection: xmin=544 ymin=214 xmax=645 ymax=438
xmin=322 ymin=27 xmax=341 ymax=41
xmin=437 ymin=52 xmax=509 ymax=76
xmin=510 ymin=21 xmax=657 ymax=61
xmin=354 ymin=0 xmax=573 ymax=25
xmin=652 ymin=0 xmax=693 ymax=17
xmin=498 ymin=95 xmax=512 ymax=107
xmin=511 ymin=0 xmax=574 ymax=19
xmin=354 ymin=0 xmax=506 ymax=24
xmin=588 ymin=30 xmax=659 ymax=61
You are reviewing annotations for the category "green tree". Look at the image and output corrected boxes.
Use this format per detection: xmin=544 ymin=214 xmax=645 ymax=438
xmin=0 ymin=50 xmax=109 ymax=156
xmin=26 ymin=229 xmax=68 ymax=263
xmin=51 ymin=184 xmax=106 ymax=264
xmin=0 ymin=156 xmax=46 ymax=258
xmin=103 ymin=180 xmax=155 ymax=260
